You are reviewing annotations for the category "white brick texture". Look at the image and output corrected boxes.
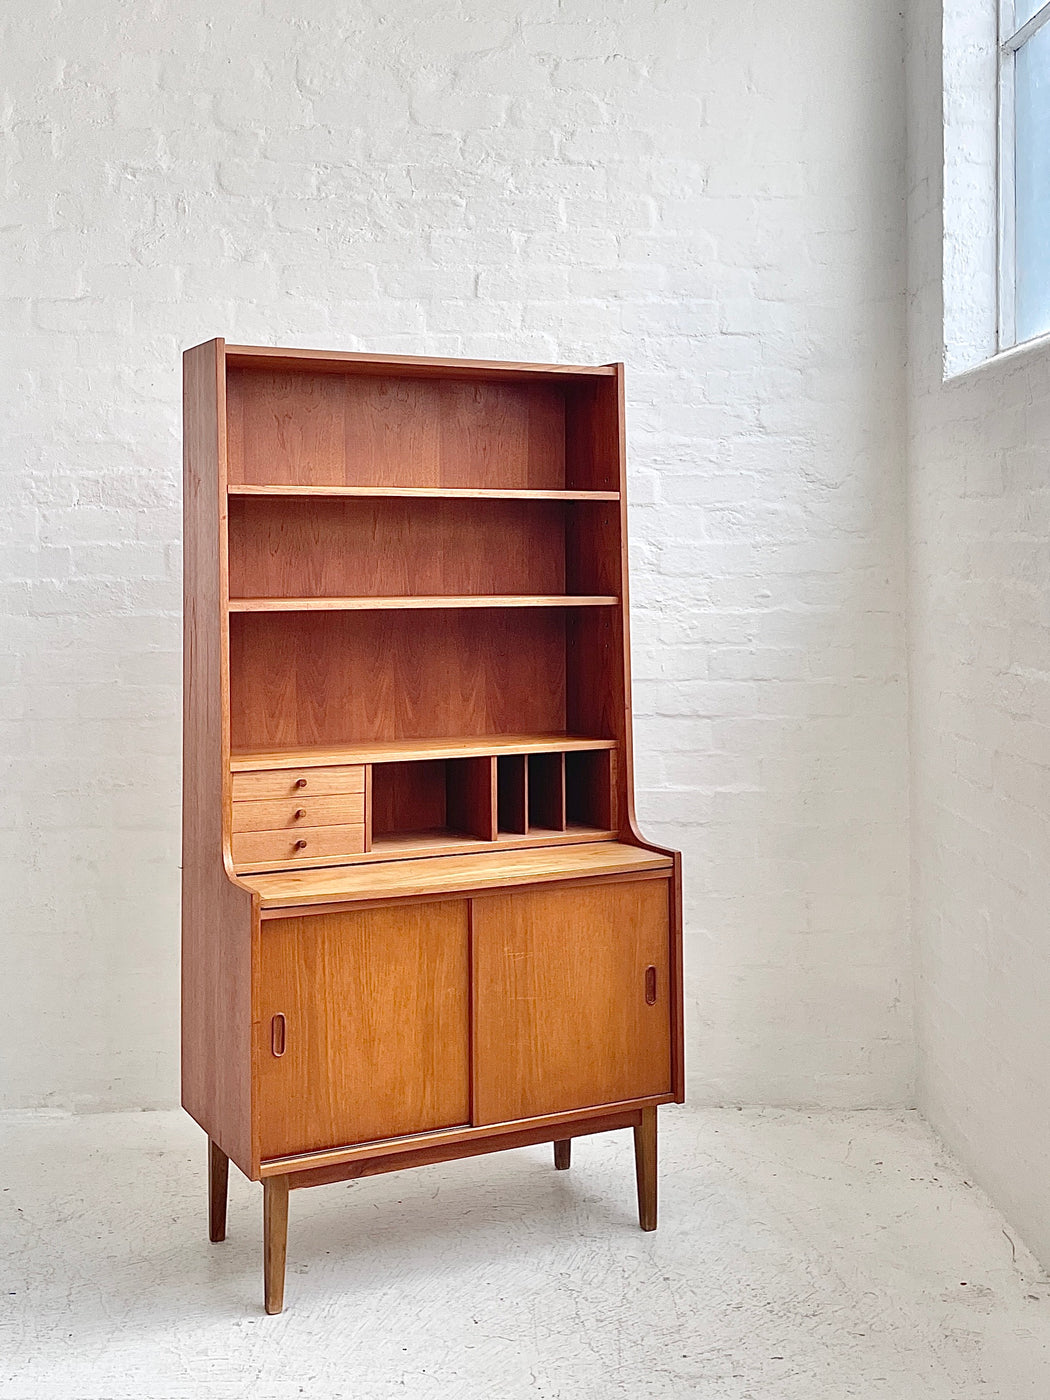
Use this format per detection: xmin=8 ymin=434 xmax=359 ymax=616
xmin=908 ymin=0 xmax=1050 ymax=1266
xmin=1 ymin=0 xmax=911 ymax=1111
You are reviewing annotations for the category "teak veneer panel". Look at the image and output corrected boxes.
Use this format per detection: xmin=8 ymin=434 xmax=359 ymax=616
xmin=233 ymin=822 xmax=366 ymax=866
xmin=255 ymin=902 xmax=470 ymax=1159
xmin=370 ymin=760 xmax=448 ymax=836
xmin=228 ymin=595 xmax=618 ymax=612
xmin=229 ymin=484 xmax=620 ymax=501
xmin=181 ymin=338 xmax=256 ymax=1176
xmin=228 ymin=496 xmax=569 ymax=599
xmin=234 ymin=824 xmax=617 ymax=876
xmin=231 ymin=794 xmax=365 ymax=832
xmin=224 ymin=344 xmax=617 ymax=381
xmin=239 ymin=841 xmax=672 ymax=909
xmin=232 ymin=764 xmax=365 ymax=799
xmin=231 ymin=734 xmax=615 ymax=771
xmin=227 ymin=370 xmax=566 ymax=490
xmin=229 ymin=609 xmax=568 ymax=749
xmin=445 ymin=756 xmax=498 ymax=842
xmin=472 ymin=880 xmax=672 ymax=1124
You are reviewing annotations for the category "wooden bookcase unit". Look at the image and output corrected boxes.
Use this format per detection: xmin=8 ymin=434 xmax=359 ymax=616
xmin=182 ymin=340 xmax=684 ymax=1313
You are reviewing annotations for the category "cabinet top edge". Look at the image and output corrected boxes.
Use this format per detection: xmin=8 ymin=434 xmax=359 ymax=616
xmin=213 ymin=343 xmax=619 ymax=381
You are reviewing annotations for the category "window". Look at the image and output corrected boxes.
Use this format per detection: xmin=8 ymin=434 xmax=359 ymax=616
xmin=1000 ymin=0 xmax=1050 ymax=346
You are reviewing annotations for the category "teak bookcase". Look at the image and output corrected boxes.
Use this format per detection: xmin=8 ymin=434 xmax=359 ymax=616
xmin=182 ymin=339 xmax=684 ymax=1313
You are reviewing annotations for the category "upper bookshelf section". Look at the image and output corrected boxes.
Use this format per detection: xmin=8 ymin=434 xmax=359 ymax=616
xmin=224 ymin=344 xmax=621 ymax=494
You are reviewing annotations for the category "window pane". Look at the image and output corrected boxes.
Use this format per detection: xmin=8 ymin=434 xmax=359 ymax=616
xmin=1014 ymin=0 xmax=1050 ymax=30
xmin=1015 ymin=22 xmax=1050 ymax=342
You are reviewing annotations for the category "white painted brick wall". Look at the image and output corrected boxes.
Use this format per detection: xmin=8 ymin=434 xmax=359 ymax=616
xmin=908 ymin=0 xmax=1050 ymax=1266
xmin=0 ymin=0 xmax=911 ymax=1112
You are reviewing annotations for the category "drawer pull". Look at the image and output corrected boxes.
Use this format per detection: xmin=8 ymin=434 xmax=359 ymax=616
xmin=645 ymin=965 xmax=657 ymax=1005
xmin=294 ymin=839 xmax=308 ymax=850
xmin=271 ymin=1014 xmax=286 ymax=1057
xmin=294 ymin=808 xmax=307 ymax=820
xmin=295 ymin=777 xmax=308 ymax=789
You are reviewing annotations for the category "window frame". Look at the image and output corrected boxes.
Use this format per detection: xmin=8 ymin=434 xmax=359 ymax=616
xmin=998 ymin=0 xmax=1050 ymax=349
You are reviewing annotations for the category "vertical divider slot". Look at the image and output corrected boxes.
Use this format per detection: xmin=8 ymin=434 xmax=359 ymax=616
xmin=447 ymin=756 xmax=498 ymax=842
xmin=497 ymin=754 xmax=529 ymax=835
xmin=527 ymin=752 xmax=567 ymax=832
xmin=566 ymin=749 xmax=615 ymax=831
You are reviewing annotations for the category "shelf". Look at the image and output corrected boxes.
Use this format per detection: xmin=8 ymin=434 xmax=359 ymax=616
xmin=241 ymin=841 xmax=673 ymax=910
xmin=228 ymin=594 xmax=619 ymax=613
xmin=369 ymin=824 xmax=614 ymax=860
xmin=228 ymin=484 xmax=620 ymax=502
xmin=231 ymin=734 xmax=616 ymax=772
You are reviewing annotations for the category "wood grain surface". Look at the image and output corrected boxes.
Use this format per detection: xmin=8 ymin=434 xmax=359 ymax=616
xmin=229 ymin=609 xmax=569 ymax=748
xmin=228 ymin=495 xmax=569 ymax=599
xmin=240 ymin=841 xmax=672 ymax=909
xmin=231 ymin=734 xmax=614 ymax=771
xmin=224 ymin=343 xmax=616 ymax=382
xmin=229 ymin=483 xmax=619 ymax=501
xmin=227 ymin=370 xmax=567 ymax=489
xmin=181 ymin=337 xmax=257 ymax=1177
xmin=471 ymin=879 xmax=672 ymax=1124
xmin=255 ymin=902 xmax=470 ymax=1159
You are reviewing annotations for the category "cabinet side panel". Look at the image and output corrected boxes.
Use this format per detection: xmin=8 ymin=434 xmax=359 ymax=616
xmin=669 ymin=851 xmax=685 ymax=1102
xmin=182 ymin=338 xmax=256 ymax=1174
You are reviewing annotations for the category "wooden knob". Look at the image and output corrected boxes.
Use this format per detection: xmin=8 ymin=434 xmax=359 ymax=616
xmin=294 ymin=777 xmax=307 ymax=789
xmin=294 ymin=808 xmax=306 ymax=820
xmin=294 ymin=839 xmax=308 ymax=850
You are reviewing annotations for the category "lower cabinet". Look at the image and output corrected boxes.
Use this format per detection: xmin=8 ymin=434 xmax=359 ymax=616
xmin=256 ymin=877 xmax=672 ymax=1162
xmin=255 ymin=901 xmax=470 ymax=1160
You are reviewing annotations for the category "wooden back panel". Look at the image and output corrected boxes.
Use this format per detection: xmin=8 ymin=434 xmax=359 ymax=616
xmin=229 ymin=608 xmax=568 ymax=748
xmin=228 ymin=496 xmax=567 ymax=599
xmin=227 ymin=370 xmax=566 ymax=489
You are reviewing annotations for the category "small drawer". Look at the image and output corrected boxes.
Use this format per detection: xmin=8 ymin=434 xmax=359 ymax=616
xmin=232 ymin=794 xmax=365 ymax=833
xmin=233 ymin=823 xmax=366 ymax=868
xmin=232 ymin=765 xmax=366 ymax=802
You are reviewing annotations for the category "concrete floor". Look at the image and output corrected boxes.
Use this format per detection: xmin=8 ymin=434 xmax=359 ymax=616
xmin=2 ymin=1107 xmax=1050 ymax=1399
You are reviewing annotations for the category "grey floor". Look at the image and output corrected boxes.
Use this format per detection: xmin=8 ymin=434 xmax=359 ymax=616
xmin=3 ymin=1105 xmax=1050 ymax=1399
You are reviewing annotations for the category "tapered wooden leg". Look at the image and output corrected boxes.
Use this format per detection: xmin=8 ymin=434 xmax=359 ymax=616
xmin=263 ymin=1176 xmax=290 ymax=1315
xmin=633 ymin=1107 xmax=657 ymax=1232
xmin=554 ymin=1139 xmax=571 ymax=1170
xmin=208 ymin=1138 xmax=229 ymax=1243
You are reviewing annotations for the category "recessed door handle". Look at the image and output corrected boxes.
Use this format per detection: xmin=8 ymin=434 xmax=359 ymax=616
xmin=271 ymin=1013 xmax=286 ymax=1057
xmin=645 ymin=966 xmax=657 ymax=1005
